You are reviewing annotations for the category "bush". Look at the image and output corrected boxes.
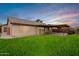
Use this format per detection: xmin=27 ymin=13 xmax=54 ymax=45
xmin=68 ymin=30 xmax=75 ymax=35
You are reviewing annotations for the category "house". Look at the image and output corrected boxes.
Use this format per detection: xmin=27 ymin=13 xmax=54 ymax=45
xmin=0 ymin=17 xmax=70 ymax=37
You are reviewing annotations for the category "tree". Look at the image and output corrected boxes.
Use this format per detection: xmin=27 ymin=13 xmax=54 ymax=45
xmin=35 ymin=19 xmax=43 ymax=23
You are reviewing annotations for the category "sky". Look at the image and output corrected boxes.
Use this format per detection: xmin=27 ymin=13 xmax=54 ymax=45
xmin=0 ymin=3 xmax=79 ymax=27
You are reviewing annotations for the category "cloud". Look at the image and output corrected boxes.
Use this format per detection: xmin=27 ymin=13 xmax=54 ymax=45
xmin=44 ymin=9 xmax=79 ymax=26
xmin=59 ymin=19 xmax=77 ymax=25
xmin=53 ymin=13 xmax=79 ymax=21
xmin=45 ymin=13 xmax=79 ymax=23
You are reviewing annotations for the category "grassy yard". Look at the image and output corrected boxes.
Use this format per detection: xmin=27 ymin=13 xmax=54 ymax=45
xmin=0 ymin=34 xmax=79 ymax=56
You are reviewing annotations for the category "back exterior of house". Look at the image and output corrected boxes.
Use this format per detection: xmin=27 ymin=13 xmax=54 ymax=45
xmin=1 ymin=17 xmax=49 ymax=37
xmin=0 ymin=17 xmax=70 ymax=37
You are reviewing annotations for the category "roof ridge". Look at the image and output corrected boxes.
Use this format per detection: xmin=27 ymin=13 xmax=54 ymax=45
xmin=7 ymin=16 xmax=46 ymax=26
xmin=8 ymin=16 xmax=34 ymax=22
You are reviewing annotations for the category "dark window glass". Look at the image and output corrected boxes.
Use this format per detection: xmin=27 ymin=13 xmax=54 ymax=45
xmin=4 ymin=27 xmax=7 ymax=32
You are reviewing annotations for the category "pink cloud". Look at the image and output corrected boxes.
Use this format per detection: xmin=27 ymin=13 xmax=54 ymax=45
xmin=59 ymin=19 xmax=76 ymax=25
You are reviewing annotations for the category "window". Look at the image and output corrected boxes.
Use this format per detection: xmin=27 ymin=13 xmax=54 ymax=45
xmin=4 ymin=27 xmax=7 ymax=32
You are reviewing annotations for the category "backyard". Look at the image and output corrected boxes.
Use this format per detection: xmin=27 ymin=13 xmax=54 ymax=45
xmin=0 ymin=34 xmax=79 ymax=56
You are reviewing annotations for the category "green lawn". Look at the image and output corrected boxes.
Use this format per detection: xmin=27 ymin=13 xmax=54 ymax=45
xmin=0 ymin=34 xmax=79 ymax=56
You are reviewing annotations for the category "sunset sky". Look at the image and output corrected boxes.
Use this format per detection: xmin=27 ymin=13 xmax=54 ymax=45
xmin=0 ymin=3 xmax=79 ymax=27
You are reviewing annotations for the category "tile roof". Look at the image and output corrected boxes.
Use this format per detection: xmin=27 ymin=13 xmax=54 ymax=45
xmin=7 ymin=17 xmax=70 ymax=27
xmin=8 ymin=17 xmax=46 ymax=26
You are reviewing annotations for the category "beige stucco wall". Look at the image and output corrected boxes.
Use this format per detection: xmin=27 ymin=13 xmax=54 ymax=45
xmin=1 ymin=25 xmax=8 ymax=36
xmin=1 ymin=25 xmax=12 ymax=37
xmin=11 ymin=24 xmax=45 ymax=37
